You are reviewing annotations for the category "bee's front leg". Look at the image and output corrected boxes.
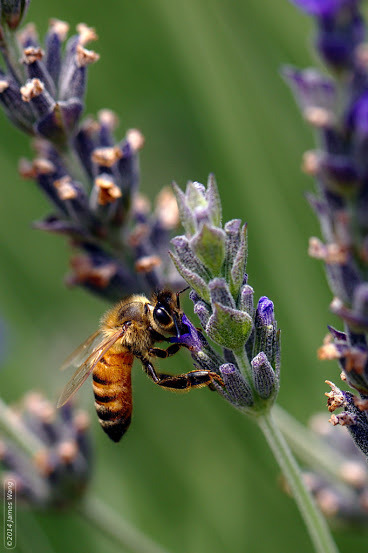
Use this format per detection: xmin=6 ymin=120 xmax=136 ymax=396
xmin=142 ymin=359 xmax=224 ymax=391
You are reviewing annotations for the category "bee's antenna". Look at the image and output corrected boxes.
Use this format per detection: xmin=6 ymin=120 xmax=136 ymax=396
xmin=176 ymin=286 xmax=190 ymax=308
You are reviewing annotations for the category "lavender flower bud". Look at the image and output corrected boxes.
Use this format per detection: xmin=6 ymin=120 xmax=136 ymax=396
xmin=224 ymin=219 xmax=248 ymax=299
xmin=20 ymin=77 xmax=53 ymax=117
xmin=22 ymin=45 xmax=56 ymax=97
xmin=224 ymin=219 xmax=242 ymax=265
xmin=193 ymin=299 xmax=212 ymax=328
xmin=58 ymin=30 xmax=99 ymax=103
xmin=190 ymin=224 xmax=226 ymax=276
xmin=44 ymin=19 xmax=69 ymax=85
xmin=319 ymin=327 xmax=368 ymax=395
xmin=256 ymin=296 xmax=275 ymax=326
xmin=209 ymin=278 xmax=235 ymax=308
xmin=116 ymin=135 xmax=140 ymax=199
xmin=169 ymin=253 xmax=210 ymax=303
xmin=73 ymin=117 xmax=98 ymax=179
xmin=251 ymin=352 xmax=278 ymax=401
xmin=253 ymin=296 xmax=280 ymax=374
xmin=205 ymin=279 xmax=253 ymax=350
xmin=206 ymin=302 xmax=253 ymax=350
xmin=219 ymin=364 xmax=254 ymax=408
xmin=171 ymin=235 xmax=211 ymax=282
xmin=172 ymin=174 xmax=221 ymax=236
xmin=239 ymin=285 xmax=254 ymax=317
xmin=326 ymin=381 xmax=368 ymax=459
xmin=0 ymin=0 xmax=30 ymax=30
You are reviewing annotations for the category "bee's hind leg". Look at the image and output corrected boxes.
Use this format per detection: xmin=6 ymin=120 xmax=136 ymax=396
xmin=142 ymin=359 xmax=224 ymax=392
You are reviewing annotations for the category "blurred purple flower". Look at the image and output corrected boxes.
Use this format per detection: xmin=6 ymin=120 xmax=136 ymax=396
xmin=290 ymin=0 xmax=360 ymax=18
xmin=290 ymin=0 xmax=365 ymax=69
xmin=286 ymin=0 xmax=368 ymax=460
xmin=0 ymin=392 xmax=92 ymax=508
xmin=0 ymin=16 xmax=183 ymax=301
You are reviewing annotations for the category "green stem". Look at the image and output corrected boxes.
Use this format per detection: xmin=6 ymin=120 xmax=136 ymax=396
xmin=234 ymin=348 xmax=253 ymax=384
xmin=1 ymin=27 xmax=25 ymax=83
xmin=258 ymin=411 xmax=340 ymax=553
xmin=77 ymin=495 xmax=171 ymax=553
xmin=233 ymin=350 xmax=339 ymax=551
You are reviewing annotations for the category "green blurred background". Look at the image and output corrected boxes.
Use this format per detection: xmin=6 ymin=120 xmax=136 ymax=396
xmin=1 ymin=0 xmax=367 ymax=551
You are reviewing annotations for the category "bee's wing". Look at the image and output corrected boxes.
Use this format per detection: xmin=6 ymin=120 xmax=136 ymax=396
xmin=59 ymin=330 xmax=103 ymax=372
xmin=57 ymin=329 xmax=125 ymax=408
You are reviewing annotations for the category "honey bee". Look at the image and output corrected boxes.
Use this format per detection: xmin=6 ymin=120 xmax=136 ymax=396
xmin=57 ymin=290 xmax=223 ymax=442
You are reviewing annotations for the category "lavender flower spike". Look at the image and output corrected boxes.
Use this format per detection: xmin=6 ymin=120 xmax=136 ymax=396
xmin=0 ymin=13 xmax=184 ymax=301
xmin=170 ymin=180 xmax=340 ymax=552
xmin=287 ymin=0 xmax=368 ymax=460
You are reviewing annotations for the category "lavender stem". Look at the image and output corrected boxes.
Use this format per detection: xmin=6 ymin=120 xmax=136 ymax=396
xmin=258 ymin=411 xmax=339 ymax=553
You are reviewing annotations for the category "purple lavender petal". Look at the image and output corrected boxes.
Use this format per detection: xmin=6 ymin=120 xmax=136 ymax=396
xmin=317 ymin=12 xmax=365 ymax=68
xmin=290 ymin=0 xmax=359 ymax=18
xmin=256 ymin=296 xmax=274 ymax=326
xmin=44 ymin=21 xmax=68 ymax=87
xmin=57 ymin=34 xmax=79 ymax=98
xmin=321 ymin=154 xmax=358 ymax=185
xmin=33 ymin=215 xmax=88 ymax=239
xmin=346 ymin=90 xmax=368 ymax=136
xmin=282 ymin=66 xmax=336 ymax=111
xmin=327 ymin=325 xmax=347 ymax=341
xmin=116 ymin=141 xmax=139 ymax=195
xmin=169 ymin=313 xmax=203 ymax=352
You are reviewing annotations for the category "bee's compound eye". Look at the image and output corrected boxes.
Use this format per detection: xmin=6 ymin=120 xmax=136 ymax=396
xmin=153 ymin=306 xmax=172 ymax=327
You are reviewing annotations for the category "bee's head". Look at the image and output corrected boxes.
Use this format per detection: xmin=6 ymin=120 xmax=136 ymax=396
xmin=150 ymin=289 xmax=189 ymax=337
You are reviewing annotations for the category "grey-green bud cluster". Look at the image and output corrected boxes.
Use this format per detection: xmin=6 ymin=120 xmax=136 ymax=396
xmin=171 ymin=177 xmax=281 ymax=416
xmin=171 ymin=176 xmax=251 ymax=351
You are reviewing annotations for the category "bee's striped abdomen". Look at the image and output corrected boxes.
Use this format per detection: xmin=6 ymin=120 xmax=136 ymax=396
xmin=92 ymin=350 xmax=134 ymax=442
